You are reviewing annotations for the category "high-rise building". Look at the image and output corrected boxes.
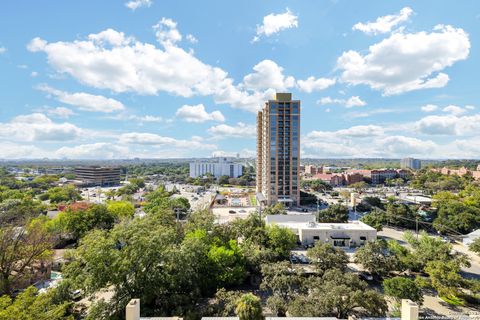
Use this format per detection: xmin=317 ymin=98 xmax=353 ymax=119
xmin=257 ymin=93 xmax=300 ymax=206
xmin=189 ymin=157 xmax=243 ymax=178
xmin=400 ymin=157 xmax=421 ymax=170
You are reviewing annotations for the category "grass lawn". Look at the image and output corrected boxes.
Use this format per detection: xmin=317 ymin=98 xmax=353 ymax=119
xmin=440 ymin=295 xmax=464 ymax=306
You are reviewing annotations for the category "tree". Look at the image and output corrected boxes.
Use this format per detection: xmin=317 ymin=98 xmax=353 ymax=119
xmin=360 ymin=209 xmax=386 ymax=231
xmin=423 ymin=257 xmax=470 ymax=299
xmin=218 ymin=175 xmax=230 ymax=185
xmin=469 ymin=238 xmax=480 ymax=255
xmin=63 ymin=216 xmax=188 ymax=317
xmin=363 ymin=196 xmax=384 ymax=210
xmin=351 ymin=181 xmax=368 ymax=192
xmin=433 ymin=200 xmax=480 ymax=234
xmin=41 ymin=185 xmax=81 ymax=203
xmin=128 ymin=177 xmax=145 ymax=189
xmin=0 ymin=219 xmax=54 ymax=296
xmin=307 ymin=243 xmax=348 ymax=275
xmin=288 ymin=269 xmax=387 ymax=318
xmin=208 ymin=288 xmax=241 ymax=316
xmin=353 ymin=239 xmax=399 ymax=277
xmin=265 ymin=225 xmax=296 ymax=259
xmin=235 ymin=293 xmax=264 ymax=320
xmin=260 ymin=262 xmax=303 ymax=316
xmin=106 ymin=201 xmax=135 ymax=219
xmin=262 ymin=203 xmax=286 ymax=215
xmin=403 ymin=231 xmax=455 ymax=271
xmin=52 ymin=204 xmax=116 ymax=241
xmin=319 ymin=204 xmax=349 ymax=223
xmin=0 ymin=286 xmax=73 ymax=320
xmin=207 ymin=240 xmax=247 ymax=287
xmin=383 ymin=277 xmax=423 ymax=304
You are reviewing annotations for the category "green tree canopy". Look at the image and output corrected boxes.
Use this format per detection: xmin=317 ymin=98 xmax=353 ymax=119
xmin=383 ymin=277 xmax=423 ymax=304
xmin=318 ymin=204 xmax=349 ymax=223
xmin=235 ymin=293 xmax=264 ymax=320
xmin=106 ymin=201 xmax=135 ymax=219
xmin=0 ymin=286 xmax=73 ymax=320
xmin=288 ymin=269 xmax=387 ymax=319
xmin=307 ymin=243 xmax=349 ymax=275
xmin=353 ymin=239 xmax=399 ymax=277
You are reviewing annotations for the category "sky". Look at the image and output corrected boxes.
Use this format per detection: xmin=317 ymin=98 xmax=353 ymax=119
xmin=1 ymin=0 xmax=479 ymax=159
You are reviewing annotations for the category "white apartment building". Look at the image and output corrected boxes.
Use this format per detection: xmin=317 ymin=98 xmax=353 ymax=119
xmin=265 ymin=214 xmax=377 ymax=247
xmin=189 ymin=157 xmax=243 ymax=178
xmin=400 ymin=157 xmax=421 ymax=170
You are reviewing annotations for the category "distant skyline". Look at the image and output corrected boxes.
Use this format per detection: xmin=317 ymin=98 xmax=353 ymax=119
xmin=1 ymin=1 xmax=480 ymax=159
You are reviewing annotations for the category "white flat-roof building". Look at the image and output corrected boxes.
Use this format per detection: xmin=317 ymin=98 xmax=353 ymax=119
xmin=266 ymin=214 xmax=377 ymax=247
xmin=189 ymin=157 xmax=243 ymax=179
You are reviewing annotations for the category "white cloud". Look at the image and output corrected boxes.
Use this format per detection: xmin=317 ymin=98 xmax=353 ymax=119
xmin=119 ymin=132 xmax=217 ymax=150
xmin=421 ymin=104 xmax=438 ymax=112
xmin=306 ymin=125 xmax=384 ymax=140
xmin=242 ymin=60 xmax=295 ymax=91
xmin=125 ymin=0 xmax=152 ymax=10
xmin=303 ymin=123 xmax=440 ymax=158
xmin=442 ymin=105 xmax=467 ymax=116
xmin=317 ymin=96 xmax=366 ymax=108
xmin=175 ymin=104 xmax=225 ymax=123
xmin=55 ymin=143 xmax=129 ymax=159
xmin=353 ymin=7 xmax=413 ymax=35
xmin=253 ymin=8 xmax=298 ymax=42
xmin=377 ymin=135 xmax=436 ymax=155
xmin=465 ymin=105 xmax=475 ymax=110
xmin=45 ymin=107 xmax=75 ymax=119
xmin=106 ymin=113 xmax=167 ymax=123
xmin=337 ymin=25 xmax=470 ymax=95
xmin=297 ymin=76 xmax=336 ymax=93
xmin=345 ymin=96 xmax=367 ymax=108
xmin=88 ymin=28 xmax=133 ymax=46
xmin=153 ymin=18 xmax=182 ymax=46
xmin=0 ymin=47 xmax=6 ymax=54
xmin=38 ymin=84 xmax=125 ymax=113
xmin=416 ymin=114 xmax=480 ymax=135
xmin=186 ymin=34 xmax=198 ymax=44
xmin=0 ymin=113 xmax=82 ymax=142
xmin=208 ymin=122 xmax=256 ymax=138
xmin=30 ymin=71 xmax=38 ymax=77
xmin=0 ymin=142 xmax=47 ymax=159
xmin=28 ymin=26 xmax=266 ymax=112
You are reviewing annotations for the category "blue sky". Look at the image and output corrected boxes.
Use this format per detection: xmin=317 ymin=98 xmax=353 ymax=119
xmin=1 ymin=0 xmax=479 ymax=159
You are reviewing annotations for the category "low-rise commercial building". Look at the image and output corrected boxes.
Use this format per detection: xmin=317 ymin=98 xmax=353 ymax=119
xmin=189 ymin=157 xmax=243 ymax=178
xmin=266 ymin=214 xmax=377 ymax=247
xmin=74 ymin=166 xmax=121 ymax=186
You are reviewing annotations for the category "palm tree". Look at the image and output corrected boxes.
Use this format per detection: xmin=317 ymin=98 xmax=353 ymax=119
xmin=235 ymin=293 xmax=264 ymax=320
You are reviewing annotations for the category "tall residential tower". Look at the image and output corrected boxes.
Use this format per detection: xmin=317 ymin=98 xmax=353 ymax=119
xmin=257 ymin=93 xmax=300 ymax=206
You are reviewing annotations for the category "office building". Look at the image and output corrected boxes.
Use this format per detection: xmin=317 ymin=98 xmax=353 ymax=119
xmin=400 ymin=157 xmax=421 ymax=170
xmin=257 ymin=93 xmax=300 ymax=206
xmin=189 ymin=157 xmax=243 ymax=178
xmin=75 ymin=166 xmax=121 ymax=186
xmin=265 ymin=214 xmax=377 ymax=247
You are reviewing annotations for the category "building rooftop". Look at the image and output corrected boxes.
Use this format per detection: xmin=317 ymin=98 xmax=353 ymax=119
xmin=269 ymin=219 xmax=376 ymax=231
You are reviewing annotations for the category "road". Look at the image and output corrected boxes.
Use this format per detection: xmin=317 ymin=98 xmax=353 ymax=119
xmin=379 ymin=227 xmax=480 ymax=279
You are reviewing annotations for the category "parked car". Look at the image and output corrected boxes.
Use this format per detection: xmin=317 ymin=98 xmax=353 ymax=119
xmin=228 ymin=210 xmax=236 ymax=214
xmin=71 ymin=289 xmax=83 ymax=301
xmin=289 ymin=255 xmax=299 ymax=264
xmin=358 ymin=272 xmax=373 ymax=281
